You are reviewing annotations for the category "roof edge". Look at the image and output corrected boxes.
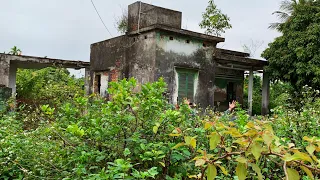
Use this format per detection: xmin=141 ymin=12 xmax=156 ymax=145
xmin=127 ymin=24 xmax=225 ymax=43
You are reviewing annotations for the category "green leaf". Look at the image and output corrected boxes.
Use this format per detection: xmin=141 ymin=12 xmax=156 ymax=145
xmin=251 ymin=142 xmax=262 ymax=161
xmin=300 ymin=166 xmax=314 ymax=180
xmin=159 ymin=162 xmax=165 ymax=167
xmin=216 ymin=164 xmax=228 ymax=175
xmin=251 ymin=163 xmax=263 ymax=180
xmin=209 ymin=132 xmax=221 ymax=150
xmin=185 ymin=136 xmax=197 ymax=149
xmin=236 ymin=156 xmax=247 ymax=164
xmin=236 ymin=163 xmax=247 ymax=180
xmin=124 ymin=148 xmax=131 ymax=157
xmin=172 ymin=143 xmax=185 ymax=149
xmin=96 ymin=155 xmax=106 ymax=162
xmin=287 ymin=168 xmax=300 ymax=180
xmin=306 ymin=144 xmax=316 ymax=155
xmin=153 ymin=126 xmax=158 ymax=134
xmin=195 ymin=159 xmax=206 ymax=167
xmin=207 ymin=164 xmax=217 ymax=180
xmin=190 ymin=138 xmax=197 ymax=149
xmin=262 ymin=133 xmax=273 ymax=147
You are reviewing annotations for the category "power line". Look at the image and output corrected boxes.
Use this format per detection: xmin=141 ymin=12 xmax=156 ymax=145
xmin=90 ymin=0 xmax=113 ymax=37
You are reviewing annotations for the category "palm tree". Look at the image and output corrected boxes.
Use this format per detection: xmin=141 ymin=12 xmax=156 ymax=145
xmin=269 ymin=0 xmax=312 ymax=31
xmin=9 ymin=46 xmax=22 ymax=55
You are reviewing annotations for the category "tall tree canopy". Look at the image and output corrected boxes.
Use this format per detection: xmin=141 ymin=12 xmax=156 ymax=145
xmin=199 ymin=0 xmax=232 ymax=36
xmin=262 ymin=0 xmax=320 ymax=91
xmin=269 ymin=0 xmax=313 ymax=31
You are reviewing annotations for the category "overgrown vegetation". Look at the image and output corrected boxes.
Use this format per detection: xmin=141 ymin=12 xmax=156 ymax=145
xmin=263 ymin=0 xmax=320 ymax=96
xmin=1 ymin=77 xmax=319 ymax=179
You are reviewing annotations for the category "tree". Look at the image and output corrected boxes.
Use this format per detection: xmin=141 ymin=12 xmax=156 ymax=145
xmin=269 ymin=0 xmax=313 ymax=31
xmin=115 ymin=8 xmax=128 ymax=34
xmin=199 ymin=0 xmax=232 ymax=36
xmin=242 ymin=39 xmax=264 ymax=58
xmin=262 ymin=0 xmax=320 ymax=92
xmin=9 ymin=46 xmax=21 ymax=55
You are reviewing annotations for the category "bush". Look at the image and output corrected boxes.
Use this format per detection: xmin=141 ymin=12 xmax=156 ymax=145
xmin=1 ymin=78 xmax=319 ymax=179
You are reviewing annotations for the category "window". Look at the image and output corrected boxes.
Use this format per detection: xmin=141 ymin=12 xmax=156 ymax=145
xmin=177 ymin=69 xmax=197 ymax=103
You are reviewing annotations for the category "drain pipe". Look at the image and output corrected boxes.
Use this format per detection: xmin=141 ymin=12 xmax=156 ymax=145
xmin=137 ymin=1 xmax=142 ymax=34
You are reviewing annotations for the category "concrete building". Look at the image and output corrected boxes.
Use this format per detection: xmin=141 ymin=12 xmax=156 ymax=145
xmin=89 ymin=1 xmax=269 ymax=115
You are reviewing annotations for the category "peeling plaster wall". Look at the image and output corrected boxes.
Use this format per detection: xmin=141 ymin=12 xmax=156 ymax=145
xmin=155 ymin=31 xmax=216 ymax=107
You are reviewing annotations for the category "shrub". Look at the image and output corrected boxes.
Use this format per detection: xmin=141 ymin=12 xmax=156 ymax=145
xmin=0 ymin=78 xmax=319 ymax=179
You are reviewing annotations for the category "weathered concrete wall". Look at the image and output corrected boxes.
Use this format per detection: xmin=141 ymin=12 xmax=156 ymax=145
xmin=128 ymin=2 xmax=182 ymax=32
xmin=155 ymin=31 xmax=216 ymax=107
xmin=0 ymin=55 xmax=10 ymax=87
xmin=127 ymin=31 xmax=157 ymax=85
xmin=90 ymin=35 xmax=129 ymax=82
xmin=90 ymin=32 xmax=157 ymax=92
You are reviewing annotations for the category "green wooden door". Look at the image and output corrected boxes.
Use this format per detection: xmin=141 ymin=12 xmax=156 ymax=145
xmin=177 ymin=69 xmax=196 ymax=103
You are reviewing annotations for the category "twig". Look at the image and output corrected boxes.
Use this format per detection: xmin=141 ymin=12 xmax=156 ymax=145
xmin=52 ymin=130 xmax=76 ymax=149
xmin=284 ymin=162 xmax=289 ymax=180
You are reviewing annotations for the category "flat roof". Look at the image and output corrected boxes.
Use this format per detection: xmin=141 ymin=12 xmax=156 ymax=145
xmin=127 ymin=24 xmax=225 ymax=43
xmin=0 ymin=53 xmax=90 ymax=69
xmin=215 ymin=49 xmax=267 ymax=71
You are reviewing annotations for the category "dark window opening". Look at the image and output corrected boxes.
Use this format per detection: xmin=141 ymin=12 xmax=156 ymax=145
xmin=95 ymin=74 xmax=101 ymax=94
xmin=227 ymin=82 xmax=236 ymax=103
xmin=133 ymin=38 xmax=136 ymax=42
xmin=186 ymin=40 xmax=190 ymax=43
xmin=203 ymin=43 xmax=207 ymax=47
xmin=169 ymin=36 xmax=174 ymax=40
xmin=144 ymin=36 xmax=148 ymax=39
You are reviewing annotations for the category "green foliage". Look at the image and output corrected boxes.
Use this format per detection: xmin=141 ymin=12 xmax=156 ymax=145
xmin=1 ymin=78 xmax=320 ymax=179
xmin=16 ymin=67 xmax=84 ymax=101
xmin=269 ymin=0 xmax=314 ymax=31
xmin=262 ymin=0 xmax=320 ymax=94
xmin=16 ymin=67 xmax=84 ymax=129
xmin=115 ymin=9 xmax=128 ymax=34
xmin=199 ymin=0 xmax=232 ymax=36
xmin=9 ymin=46 xmax=21 ymax=55
xmin=243 ymin=75 xmax=294 ymax=115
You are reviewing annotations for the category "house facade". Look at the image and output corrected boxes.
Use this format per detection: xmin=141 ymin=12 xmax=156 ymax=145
xmin=89 ymin=1 xmax=268 ymax=113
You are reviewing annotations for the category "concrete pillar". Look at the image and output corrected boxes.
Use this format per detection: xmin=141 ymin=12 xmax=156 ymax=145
xmin=248 ymin=70 xmax=253 ymax=116
xmin=0 ymin=55 xmax=10 ymax=87
xmin=261 ymin=72 xmax=270 ymax=115
xmin=9 ymin=63 xmax=17 ymax=97
xmin=84 ymin=67 xmax=91 ymax=95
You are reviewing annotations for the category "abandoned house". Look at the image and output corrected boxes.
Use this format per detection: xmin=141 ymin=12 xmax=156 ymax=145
xmin=89 ymin=1 xmax=269 ymax=115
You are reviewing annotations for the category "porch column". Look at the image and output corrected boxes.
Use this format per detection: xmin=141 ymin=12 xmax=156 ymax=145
xmin=248 ymin=70 xmax=253 ymax=116
xmin=84 ymin=67 xmax=91 ymax=95
xmin=261 ymin=72 xmax=270 ymax=115
xmin=0 ymin=56 xmax=10 ymax=87
xmin=9 ymin=63 xmax=17 ymax=97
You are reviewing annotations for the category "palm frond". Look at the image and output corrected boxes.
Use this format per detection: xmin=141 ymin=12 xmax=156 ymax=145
xmin=280 ymin=0 xmax=295 ymax=12
xmin=272 ymin=11 xmax=291 ymax=21
xmin=268 ymin=22 xmax=282 ymax=30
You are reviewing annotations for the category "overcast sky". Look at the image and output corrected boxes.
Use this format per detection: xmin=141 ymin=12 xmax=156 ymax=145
xmin=1 ymin=0 xmax=281 ymax=76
